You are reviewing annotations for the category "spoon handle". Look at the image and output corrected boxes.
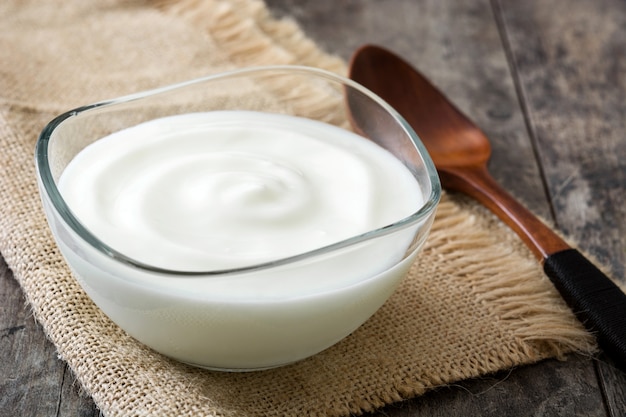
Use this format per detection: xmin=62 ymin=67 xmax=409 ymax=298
xmin=544 ymin=248 xmax=626 ymax=369
xmin=443 ymin=166 xmax=626 ymax=370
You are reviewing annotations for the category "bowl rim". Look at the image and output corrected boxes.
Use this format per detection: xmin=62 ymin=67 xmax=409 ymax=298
xmin=35 ymin=65 xmax=441 ymax=276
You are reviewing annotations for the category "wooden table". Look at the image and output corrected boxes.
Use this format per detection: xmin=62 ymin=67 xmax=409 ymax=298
xmin=2 ymin=0 xmax=625 ymax=415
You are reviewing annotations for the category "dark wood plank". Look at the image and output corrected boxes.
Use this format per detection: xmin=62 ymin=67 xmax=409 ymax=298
xmin=495 ymin=0 xmax=626 ymax=415
xmin=495 ymin=0 xmax=626 ymax=280
xmin=0 ymin=258 xmax=101 ymax=417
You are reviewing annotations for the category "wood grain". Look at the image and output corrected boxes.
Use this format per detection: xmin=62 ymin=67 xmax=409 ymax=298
xmin=495 ymin=0 xmax=626 ymax=413
xmin=0 ymin=258 xmax=102 ymax=417
xmin=495 ymin=0 xmax=626 ymax=281
xmin=1 ymin=0 xmax=624 ymax=415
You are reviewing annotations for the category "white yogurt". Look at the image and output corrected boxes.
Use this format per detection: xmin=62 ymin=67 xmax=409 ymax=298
xmin=59 ymin=111 xmax=423 ymax=273
xmin=53 ymin=110 xmax=428 ymax=369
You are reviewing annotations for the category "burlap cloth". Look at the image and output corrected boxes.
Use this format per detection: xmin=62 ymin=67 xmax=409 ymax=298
xmin=0 ymin=1 xmax=597 ymax=416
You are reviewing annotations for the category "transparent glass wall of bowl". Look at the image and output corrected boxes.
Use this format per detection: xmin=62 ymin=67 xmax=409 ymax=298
xmin=36 ymin=66 xmax=440 ymax=371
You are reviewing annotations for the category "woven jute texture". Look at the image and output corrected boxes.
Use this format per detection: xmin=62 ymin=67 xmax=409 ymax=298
xmin=0 ymin=1 xmax=597 ymax=416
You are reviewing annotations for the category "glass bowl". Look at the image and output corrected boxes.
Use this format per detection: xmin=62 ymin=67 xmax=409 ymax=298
xmin=35 ymin=66 xmax=441 ymax=371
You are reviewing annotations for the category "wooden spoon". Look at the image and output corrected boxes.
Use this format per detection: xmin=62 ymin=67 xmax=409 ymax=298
xmin=349 ymin=44 xmax=626 ymax=370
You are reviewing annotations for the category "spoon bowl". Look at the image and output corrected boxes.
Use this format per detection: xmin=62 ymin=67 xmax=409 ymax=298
xmin=350 ymin=46 xmax=491 ymax=172
xmin=349 ymin=45 xmax=567 ymax=259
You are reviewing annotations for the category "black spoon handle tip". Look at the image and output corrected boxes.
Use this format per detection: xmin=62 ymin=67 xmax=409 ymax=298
xmin=544 ymin=248 xmax=626 ymax=371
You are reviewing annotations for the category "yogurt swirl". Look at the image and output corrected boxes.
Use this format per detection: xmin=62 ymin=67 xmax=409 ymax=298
xmin=59 ymin=111 xmax=423 ymax=271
